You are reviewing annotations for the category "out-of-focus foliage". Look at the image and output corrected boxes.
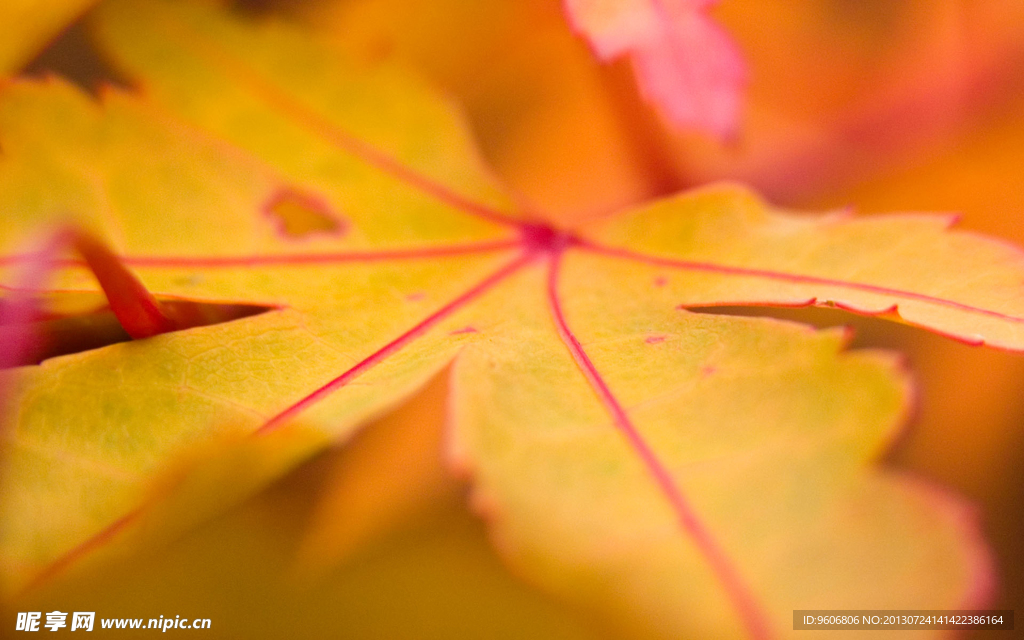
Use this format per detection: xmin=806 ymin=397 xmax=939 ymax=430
xmin=562 ymin=0 xmax=746 ymax=138
xmin=310 ymin=0 xmax=1024 ymax=219
xmin=12 ymin=373 xmax=604 ymax=640
xmin=0 ymin=0 xmax=98 ymax=72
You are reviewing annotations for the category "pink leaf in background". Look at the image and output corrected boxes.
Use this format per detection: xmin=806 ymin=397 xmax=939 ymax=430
xmin=564 ymin=0 xmax=746 ymax=139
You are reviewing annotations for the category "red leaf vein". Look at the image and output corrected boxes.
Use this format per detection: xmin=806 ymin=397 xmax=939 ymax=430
xmin=547 ymin=248 xmax=774 ymax=640
xmin=254 ymin=250 xmax=535 ymax=435
xmin=0 ymin=240 xmax=520 ymax=270
xmin=580 ymin=240 xmax=1024 ymax=323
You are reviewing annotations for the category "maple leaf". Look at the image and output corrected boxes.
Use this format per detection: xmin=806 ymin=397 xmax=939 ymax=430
xmin=562 ymin=0 xmax=746 ymax=138
xmin=1 ymin=0 xmax=1023 ymax=637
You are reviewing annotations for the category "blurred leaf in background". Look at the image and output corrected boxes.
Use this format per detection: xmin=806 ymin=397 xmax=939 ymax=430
xmin=563 ymin=0 xmax=747 ymax=139
xmin=12 ymin=372 xmax=606 ymax=640
xmin=0 ymin=0 xmax=99 ymax=72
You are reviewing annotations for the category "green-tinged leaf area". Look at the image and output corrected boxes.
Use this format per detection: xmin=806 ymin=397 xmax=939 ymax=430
xmin=1 ymin=0 xmax=1023 ymax=637
xmin=0 ymin=0 xmax=520 ymax=591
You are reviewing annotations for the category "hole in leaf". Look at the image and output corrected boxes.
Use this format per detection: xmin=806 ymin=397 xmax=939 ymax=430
xmin=0 ymin=298 xmax=272 ymax=368
xmin=263 ymin=188 xmax=346 ymax=239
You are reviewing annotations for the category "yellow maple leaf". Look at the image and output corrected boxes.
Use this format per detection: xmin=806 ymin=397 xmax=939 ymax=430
xmin=2 ymin=1 xmax=1022 ymax=637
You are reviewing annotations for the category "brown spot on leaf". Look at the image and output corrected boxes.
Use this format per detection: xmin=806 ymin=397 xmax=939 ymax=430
xmin=654 ymin=276 xmax=668 ymax=287
xmin=405 ymin=292 xmax=426 ymax=302
xmin=645 ymin=334 xmax=666 ymax=344
xmin=264 ymin=188 xmax=345 ymax=239
xmin=449 ymin=326 xmax=478 ymax=335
